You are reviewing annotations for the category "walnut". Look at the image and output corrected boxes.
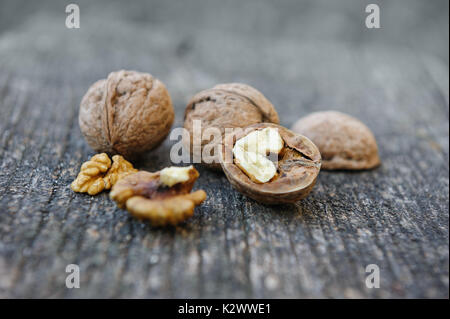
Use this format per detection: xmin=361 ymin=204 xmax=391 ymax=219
xmin=184 ymin=83 xmax=279 ymax=170
xmin=291 ymin=111 xmax=381 ymax=170
xmin=103 ymin=155 xmax=138 ymax=189
xmin=71 ymin=153 xmax=137 ymax=195
xmin=232 ymin=127 xmax=284 ymax=183
xmin=220 ymin=123 xmax=321 ymax=204
xmin=71 ymin=153 xmax=111 ymax=195
xmin=79 ymin=70 xmax=174 ymax=159
xmin=110 ymin=166 xmax=206 ymax=226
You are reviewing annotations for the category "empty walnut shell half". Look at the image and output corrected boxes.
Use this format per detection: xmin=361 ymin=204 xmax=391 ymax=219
xmin=220 ymin=123 xmax=321 ymax=204
xmin=79 ymin=70 xmax=174 ymax=159
xmin=110 ymin=167 xmax=206 ymax=226
xmin=184 ymin=83 xmax=280 ymax=170
xmin=291 ymin=111 xmax=381 ymax=170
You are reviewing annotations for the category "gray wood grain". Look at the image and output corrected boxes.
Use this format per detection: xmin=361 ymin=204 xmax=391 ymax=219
xmin=0 ymin=0 xmax=448 ymax=298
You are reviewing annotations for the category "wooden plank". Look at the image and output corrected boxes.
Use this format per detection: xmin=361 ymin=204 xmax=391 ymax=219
xmin=0 ymin=0 xmax=448 ymax=298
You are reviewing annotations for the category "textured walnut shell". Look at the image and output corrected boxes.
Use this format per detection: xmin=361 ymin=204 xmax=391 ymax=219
xmin=184 ymin=83 xmax=279 ymax=170
xmin=291 ymin=111 xmax=381 ymax=170
xmin=79 ymin=70 xmax=174 ymax=159
xmin=220 ymin=123 xmax=321 ymax=204
xmin=110 ymin=168 xmax=206 ymax=226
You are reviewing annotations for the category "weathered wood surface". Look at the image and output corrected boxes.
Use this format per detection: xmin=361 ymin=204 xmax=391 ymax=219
xmin=0 ymin=0 xmax=448 ymax=298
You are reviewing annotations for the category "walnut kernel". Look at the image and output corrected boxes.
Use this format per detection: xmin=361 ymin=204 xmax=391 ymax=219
xmin=160 ymin=165 xmax=196 ymax=187
xmin=110 ymin=166 xmax=206 ymax=226
xmin=103 ymin=155 xmax=138 ymax=189
xmin=233 ymin=127 xmax=284 ymax=183
xmin=71 ymin=153 xmax=137 ymax=195
xmin=71 ymin=153 xmax=111 ymax=195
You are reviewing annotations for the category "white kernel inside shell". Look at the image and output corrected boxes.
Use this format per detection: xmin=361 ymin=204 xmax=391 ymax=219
xmin=160 ymin=165 xmax=194 ymax=187
xmin=233 ymin=128 xmax=283 ymax=183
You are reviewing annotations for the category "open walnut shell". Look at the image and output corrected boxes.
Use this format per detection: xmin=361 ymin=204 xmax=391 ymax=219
xmin=220 ymin=123 xmax=321 ymax=204
xmin=110 ymin=167 xmax=206 ymax=226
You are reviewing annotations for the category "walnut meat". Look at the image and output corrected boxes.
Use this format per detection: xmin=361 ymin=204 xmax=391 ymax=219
xmin=220 ymin=123 xmax=321 ymax=204
xmin=79 ymin=70 xmax=174 ymax=159
xmin=71 ymin=153 xmax=137 ymax=195
xmin=291 ymin=111 xmax=381 ymax=170
xmin=184 ymin=83 xmax=279 ymax=170
xmin=110 ymin=166 xmax=206 ymax=226
xmin=71 ymin=153 xmax=111 ymax=195
xmin=103 ymin=155 xmax=138 ymax=189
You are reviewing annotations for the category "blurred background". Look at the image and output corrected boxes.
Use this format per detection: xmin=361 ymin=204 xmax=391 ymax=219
xmin=0 ymin=0 xmax=448 ymax=128
xmin=0 ymin=0 xmax=448 ymax=298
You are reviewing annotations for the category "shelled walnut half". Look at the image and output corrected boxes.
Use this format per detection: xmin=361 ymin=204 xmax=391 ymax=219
xmin=220 ymin=123 xmax=321 ymax=204
xmin=110 ymin=166 xmax=206 ymax=226
xmin=71 ymin=153 xmax=137 ymax=195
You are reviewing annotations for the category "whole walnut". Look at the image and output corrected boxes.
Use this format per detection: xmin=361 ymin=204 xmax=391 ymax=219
xmin=291 ymin=111 xmax=380 ymax=170
xmin=183 ymin=83 xmax=279 ymax=169
xmin=79 ymin=70 xmax=174 ymax=159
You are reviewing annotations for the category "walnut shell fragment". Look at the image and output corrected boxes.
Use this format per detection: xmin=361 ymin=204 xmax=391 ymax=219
xmin=110 ymin=166 xmax=206 ymax=226
xmin=71 ymin=153 xmax=137 ymax=195
xmin=220 ymin=123 xmax=321 ymax=204
xmin=79 ymin=70 xmax=174 ymax=159
xmin=291 ymin=111 xmax=381 ymax=170
xmin=184 ymin=83 xmax=279 ymax=170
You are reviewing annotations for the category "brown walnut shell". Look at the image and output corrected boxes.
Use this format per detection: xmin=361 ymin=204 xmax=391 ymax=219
xmin=291 ymin=111 xmax=381 ymax=170
xmin=220 ymin=123 xmax=321 ymax=204
xmin=79 ymin=70 xmax=174 ymax=159
xmin=184 ymin=83 xmax=279 ymax=170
